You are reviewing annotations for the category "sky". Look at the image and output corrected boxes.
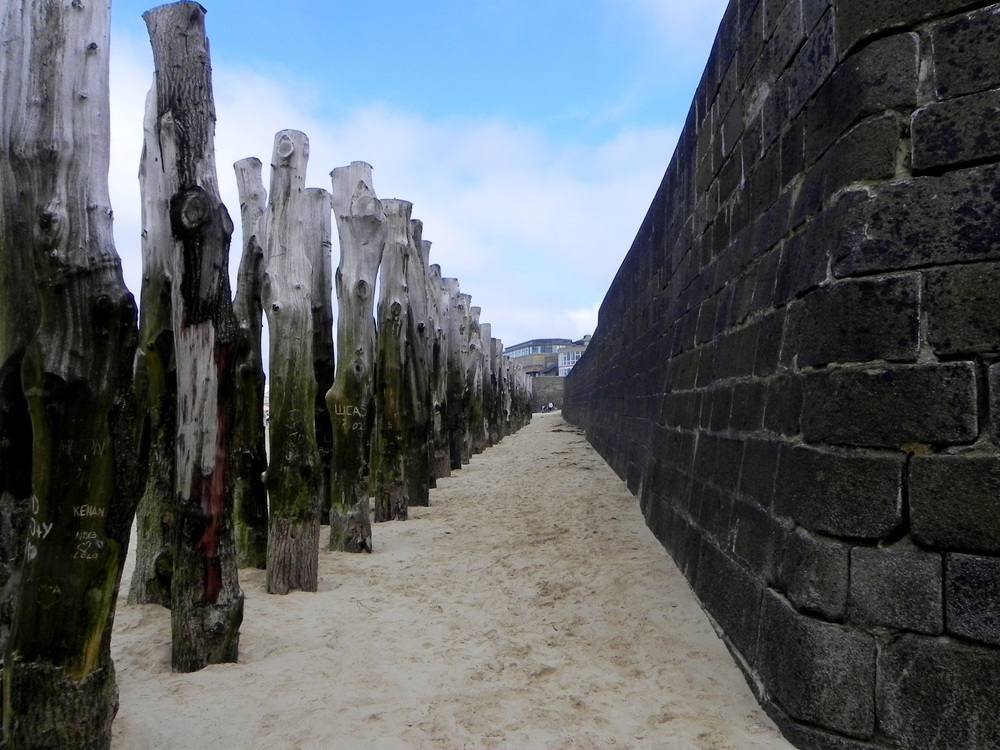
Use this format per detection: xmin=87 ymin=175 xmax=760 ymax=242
xmin=107 ymin=0 xmax=729 ymax=351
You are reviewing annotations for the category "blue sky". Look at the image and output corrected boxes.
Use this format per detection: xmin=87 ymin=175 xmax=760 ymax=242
xmin=108 ymin=0 xmax=728 ymax=349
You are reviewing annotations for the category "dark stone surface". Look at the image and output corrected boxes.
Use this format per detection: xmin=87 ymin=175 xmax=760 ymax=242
xmin=931 ymin=5 xmax=1000 ymax=98
xmin=878 ymin=634 xmax=1000 ymax=749
xmin=787 ymin=273 xmax=921 ymax=367
xmin=564 ymin=3 xmax=1000 ymax=747
xmin=762 ymin=0 xmax=805 ymax=79
xmin=946 ymin=553 xmax=1000 ymax=645
xmin=991 ymin=363 xmax=1000 ymax=445
xmin=763 ymin=373 xmax=803 ymax=435
xmin=764 ymin=707 xmax=889 ymax=750
xmin=694 ymin=542 xmax=763 ymax=660
xmin=776 ymin=191 xmax=868 ymax=302
xmin=774 ymin=445 xmax=903 ymax=539
xmin=910 ymin=454 xmax=1000 ymax=554
xmin=738 ymin=438 xmax=780 ymax=508
xmin=753 ymin=311 xmax=785 ymax=377
xmin=758 ymin=590 xmax=876 ymax=738
xmin=698 ymin=484 xmax=734 ymax=544
xmin=801 ymin=363 xmax=978 ymax=448
xmin=833 ymin=163 xmax=1000 ymax=277
xmin=784 ymin=9 xmax=836 ymax=118
xmin=806 ymin=32 xmax=919 ymax=161
xmin=849 ymin=546 xmax=944 ymax=634
xmin=730 ymin=380 xmax=767 ymax=432
xmin=925 ymin=261 xmax=1000 ymax=355
xmin=837 ymin=0 xmax=972 ymax=56
xmin=732 ymin=498 xmax=782 ymax=582
xmin=913 ymin=87 xmax=1000 ymax=171
xmin=693 ymin=434 xmax=744 ymax=494
xmin=778 ymin=527 xmax=850 ymax=620
xmin=751 ymin=248 xmax=783 ymax=314
xmin=791 ymin=113 xmax=901 ymax=227
xmin=801 ymin=0 xmax=832 ymax=33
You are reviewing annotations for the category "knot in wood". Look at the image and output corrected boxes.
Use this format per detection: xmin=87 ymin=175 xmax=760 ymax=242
xmin=355 ymin=280 xmax=370 ymax=299
xmin=37 ymin=205 xmax=66 ymax=245
xmin=38 ymin=211 xmax=59 ymax=232
xmin=170 ymin=187 xmax=211 ymax=237
xmin=87 ymin=42 xmax=99 ymax=53
xmin=277 ymin=136 xmax=295 ymax=159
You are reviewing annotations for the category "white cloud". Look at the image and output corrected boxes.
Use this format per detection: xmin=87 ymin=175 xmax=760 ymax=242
xmin=108 ymin=26 xmax=680 ymax=351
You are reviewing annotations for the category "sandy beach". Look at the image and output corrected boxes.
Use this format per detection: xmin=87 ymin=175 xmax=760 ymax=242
xmin=110 ymin=411 xmax=791 ymax=750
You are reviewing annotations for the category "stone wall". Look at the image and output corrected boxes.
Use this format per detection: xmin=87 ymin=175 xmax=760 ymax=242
xmin=530 ymin=376 xmax=564 ymax=411
xmin=563 ymin=1 xmax=1000 ymax=748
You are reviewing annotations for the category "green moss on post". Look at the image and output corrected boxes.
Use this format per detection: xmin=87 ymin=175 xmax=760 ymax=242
xmin=0 ymin=1 xmax=142 ymax=744
xmin=143 ymin=2 xmax=244 ymax=672
xmin=232 ymin=157 xmax=269 ymax=570
xmin=372 ymin=200 xmax=413 ymax=523
xmin=327 ymin=162 xmax=385 ymax=552
xmin=263 ymin=131 xmax=321 ymax=594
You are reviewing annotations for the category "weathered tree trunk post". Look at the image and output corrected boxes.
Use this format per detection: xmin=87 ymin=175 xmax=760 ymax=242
xmin=144 ymin=2 xmax=244 ymax=672
xmin=0 ymin=0 xmax=143 ymax=745
xmin=455 ymin=293 xmax=474 ymax=465
xmin=479 ymin=324 xmax=495 ymax=448
xmin=403 ymin=219 xmax=432 ymax=506
xmin=489 ymin=338 xmax=504 ymax=445
xmin=306 ymin=188 xmax=335 ymax=524
xmin=0 ymin=0 xmax=39 ymax=656
xmin=326 ymin=162 xmax=384 ymax=552
xmin=514 ymin=364 xmax=532 ymax=430
xmin=498 ymin=348 xmax=512 ymax=439
xmin=231 ymin=157 xmax=269 ymax=569
xmin=262 ymin=130 xmax=321 ymax=594
xmin=372 ymin=199 xmax=412 ymax=523
xmin=465 ymin=306 xmax=486 ymax=459
xmin=426 ymin=264 xmax=451 ymax=482
xmin=129 ymin=83 xmax=177 ymax=608
xmin=443 ymin=280 xmax=467 ymax=471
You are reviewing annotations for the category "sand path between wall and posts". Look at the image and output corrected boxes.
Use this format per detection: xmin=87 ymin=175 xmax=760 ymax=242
xmin=110 ymin=411 xmax=792 ymax=750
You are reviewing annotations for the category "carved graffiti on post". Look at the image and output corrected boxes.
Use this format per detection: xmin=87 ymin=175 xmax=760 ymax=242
xmin=326 ymin=162 xmax=385 ymax=552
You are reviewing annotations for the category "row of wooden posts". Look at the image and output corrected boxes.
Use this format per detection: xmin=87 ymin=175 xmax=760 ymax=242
xmin=0 ymin=2 xmax=531 ymax=748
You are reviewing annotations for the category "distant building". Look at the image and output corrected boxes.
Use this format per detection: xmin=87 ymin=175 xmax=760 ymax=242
xmin=558 ymin=335 xmax=591 ymax=376
xmin=513 ymin=352 xmax=559 ymax=378
xmin=558 ymin=348 xmax=584 ymax=377
xmin=506 ymin=336 xmax=590 ymax=379
xmin=503 ymin=338 xmax=574 ymax=359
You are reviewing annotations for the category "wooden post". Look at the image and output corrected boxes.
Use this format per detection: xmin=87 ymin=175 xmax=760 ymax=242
xmin=0 ymin=0 xmax=39 ymax=659
xmin=128 ymin=83 xmax=176 ymax=608
xmin=443 ymin=280 xmax=466 ymax=471
xmin=467 ymin=308 xmax=487 ymax=457
xmin=489 ymin=338 xmax=504 ymax=445
xmin=306 ymin=188 xmax=335 ymax=524
xmin=0 ymin=0 xmax=143 ymax=744
xmin=456 ymin=293 xmax=474 ymax=465
xmin=372 ymin=199 xmax=412 ymax=522
xmin=231 ymin=157 xmax=269 ymax=569
xmin=144 ymin=2 xmax=244 ymax=672
xmin=426 ymin=264 xmax=451 ymax=482
xmin=262 ymin=130 xmax=320 ymax=594
xmin=403 ymin=220 xmax=432 ymax=506
xmin=326 ymin=162 xmax=384 ymax=552
xmin=498 ymin=348 xmax=512 ymax=439
xmin=479 ymin=324 xmax=495 ymax=448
